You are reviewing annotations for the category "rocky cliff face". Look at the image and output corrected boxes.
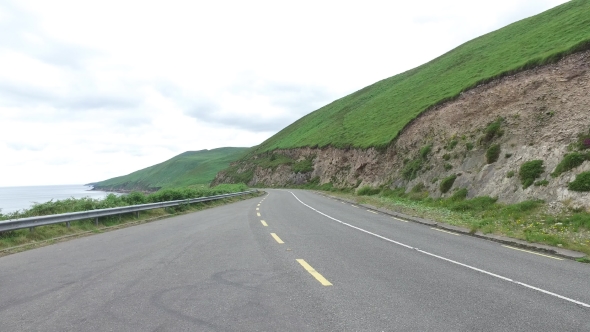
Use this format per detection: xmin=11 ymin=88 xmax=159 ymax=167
xmin=214 ymin=50 xmax=590 ymax=210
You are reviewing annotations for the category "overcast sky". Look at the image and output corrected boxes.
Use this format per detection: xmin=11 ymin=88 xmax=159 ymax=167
xmin=0 ymin=0 xmax=568 ymax=187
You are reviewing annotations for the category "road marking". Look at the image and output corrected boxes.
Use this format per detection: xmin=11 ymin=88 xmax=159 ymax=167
xmin=271 ymin=233 xmax=284 ymax=244
xmin=502 ymin=245 xmax=563 ymax=260
xmin=351 ymin=205 xmax=358 ymax=208
xmin=257 ymin=204 xmax=260 ymax=206
xmin=431 ymin=228 xmax=460 ymax=236
xmin=257 ymin=212 xmax=261 ymax=217
xmin=392 ymin=217 xmax=408 ymax=223
xmin=261 ymin=220 xmax=268 ymax=227
xmin=296 ymin=259 xmax=332 ymax=286
xmin=367 ymin=210 xmax=378 ymax=214
xmin=256 ymin=207 xmax=259 ymax=211
xmin=288 ymin=191 xmax=590 ymax=309
xmin=341 ymin=202 xmax=346 ymax=204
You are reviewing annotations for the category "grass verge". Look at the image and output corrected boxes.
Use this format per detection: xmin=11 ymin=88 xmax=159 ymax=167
xmin=322 ymin=189 xmax=590 ymax=257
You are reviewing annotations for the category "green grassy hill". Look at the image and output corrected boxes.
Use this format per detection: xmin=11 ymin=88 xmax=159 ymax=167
xmin=93 ymin=147 xmax=249 ymax=191
xmin=252 ymin=0 xmax=590 ymax=153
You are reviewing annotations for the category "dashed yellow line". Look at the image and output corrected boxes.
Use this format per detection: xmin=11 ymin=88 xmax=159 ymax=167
xmin=502 ymin=245 xmax=563 ymax=260
xmin=257 ymin=212 xmax=261 ymax=217
xmin=367 ymin=210 xmax=378 ymax=214
xmin=351 ymin=205 xmax=358 ymax=208
xmin=392 ymin=217 xmax=408 ymax=223
xmin=260 ymin=220 xmax=268 ymax=227
xmin=296 ymin=259 xmax=332 ymax=286
xmin=431 ymin=228 xmax=460 ymax=236
xmin=270 ymin=233 xmax=284 ymax=244
xmin=256 ymin=207 xmax=259 ymax=211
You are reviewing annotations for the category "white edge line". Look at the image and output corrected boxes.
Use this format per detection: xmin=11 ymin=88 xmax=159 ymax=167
xmin=288 ymin=191 xmax=590 ymax=309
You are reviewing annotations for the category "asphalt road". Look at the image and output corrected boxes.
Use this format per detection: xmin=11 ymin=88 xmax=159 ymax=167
xmin=0 ymin=189 xmax=589 ymax=331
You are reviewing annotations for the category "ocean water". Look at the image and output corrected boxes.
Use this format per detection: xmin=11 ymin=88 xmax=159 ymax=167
xmin=0 ymin=185 xmax=113 ymax=214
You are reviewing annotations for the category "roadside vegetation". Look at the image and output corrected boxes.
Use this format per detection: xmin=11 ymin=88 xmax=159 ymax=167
xmin=311 ymin=185 xmax=590 ymax=256
xmin=247 ymin=0 xmax=590 ymax=153
xmin=0 ymin=184 xmax=248 ymax=220
xmin=0 ymin=184 xmax=254 ymax=255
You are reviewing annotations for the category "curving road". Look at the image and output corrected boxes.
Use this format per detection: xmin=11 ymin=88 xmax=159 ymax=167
xmin=0 ymin=189 xmax=589 ymax=331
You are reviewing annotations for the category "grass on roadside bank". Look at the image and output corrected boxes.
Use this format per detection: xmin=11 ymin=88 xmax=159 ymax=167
xmin=321 ymin=187 xmax=590 ymax=257
xmin=0 ymin=184 xmax=257 ymax=256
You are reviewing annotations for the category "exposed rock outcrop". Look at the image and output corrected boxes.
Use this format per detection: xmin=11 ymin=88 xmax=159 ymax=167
xmin=214 ymin=50 xmax=590 ymax=209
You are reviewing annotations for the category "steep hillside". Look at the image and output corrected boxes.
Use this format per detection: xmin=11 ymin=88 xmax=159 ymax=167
xmin=214 ymin=1 xmax=590 ymax=210
xmin=94 ymin=147 xmax=248 ymax=191
xmin=215 ymin=51 xmax=590 ymax=209
xmin=215 ymin=51 xmax=590 ymax=208
xmin=251 ymin=0 xmax=590 ymax=152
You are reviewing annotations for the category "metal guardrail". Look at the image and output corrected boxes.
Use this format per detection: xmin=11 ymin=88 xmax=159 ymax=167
xmin=0 ymin=190 xmax=257 ymax=233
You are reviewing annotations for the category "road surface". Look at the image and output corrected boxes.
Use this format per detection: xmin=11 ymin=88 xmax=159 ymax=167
xmin=0 ymin=189 xmax=588 ymax=331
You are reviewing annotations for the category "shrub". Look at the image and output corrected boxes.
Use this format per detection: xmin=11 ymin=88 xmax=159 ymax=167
xmin=446 ymin=140 xmax=458 ymax=150
xmin=568 ymin=171 xmax=590 ymax=192
xmin=443 ymin=154 xmax=451 ymax=161
xmin=483 ymin=118 xmax=504 ymax=144
xmin=292 ymin=159 xmax=314 ymax=173
xmin=440 ymin=174 xmax=457 ymax=193
xmin=551 ymin=152 xmax=587 ymax=177
xmin=534 ymin=180 xmax=549 ymax=186
xmin=420 ymin=144 xmax=432 ymax=159
xmin=505 ymin=153 xmax=513 ymax=158
xmin=357 ymin=186 xmax=381 ymax=196
xmin=123 ymin=191 xmax=147 ymax=205
xmin=506 ymin=171 xmax=515 ymax=178
xmin=402 ymin=159 xmax=423 ymax=180
xmin=486 ymin=144 xmax=501 ymax=164
xmin=519 ymin=160 xmax=544 ymax=189
xmin=466 ymin=142 xmax=474 ymax=151
xmin=444 ymin=163 xmax=453 ymax=171
xmin=451 ymin=188 xmax=468 ymax=200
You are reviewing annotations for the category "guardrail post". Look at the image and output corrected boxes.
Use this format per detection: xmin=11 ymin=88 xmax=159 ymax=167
xmin=95 ymin=217 xmax=98 ymax=226
xmin=136 ymin=211 xmax=139 ymax=218
xmin=66 ymin=221 xmax=70 ymax=229
xmin=29 ymin=227 xmax=34 ymax=232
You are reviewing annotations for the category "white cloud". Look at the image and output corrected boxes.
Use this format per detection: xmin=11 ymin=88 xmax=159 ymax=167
xmin=0 ymin=0 xmax=569 ymax=186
